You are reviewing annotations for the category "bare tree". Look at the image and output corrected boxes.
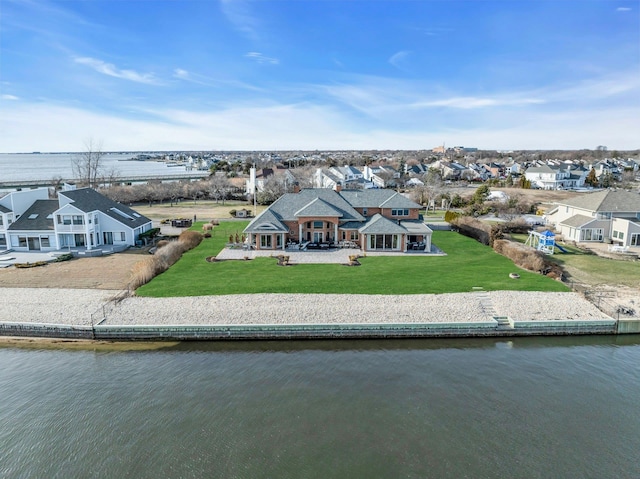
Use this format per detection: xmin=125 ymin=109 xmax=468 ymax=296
xmin=257 ymin=175 xmax=291 ymax=204
xmin=412 ymin=169 xmax=443 ymax=211
xmin=71 ymin=138 xmax=106 ymax=188
xmin=209 ymin=174 xmax=232 ymax=204
xmin=50 ymin=176 xmax=64 ymax=198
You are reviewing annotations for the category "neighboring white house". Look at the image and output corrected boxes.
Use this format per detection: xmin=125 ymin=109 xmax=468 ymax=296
xmin=314 ymin=166 xmax=366 ymax=189
xmin=363 ymin=165 xmax=399 ymax=188
xmin=1 ymin=187 xmax=152 ymax=252
xmin=246 ymin=166 xmax=296 ymax=195
xmin=524 ymin=164 xmax=587 ymax=190
xmin=0 ymin=188 xmax=50 ymax=251
xmin=546 ymin=189 xmax=640 ymax=247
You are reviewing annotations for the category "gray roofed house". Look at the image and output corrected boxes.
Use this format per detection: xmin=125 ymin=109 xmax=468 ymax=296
xmin=547 ymin=189 xmax=640 ymax=247
xmin=1 ymin=187 xmax=153 ymax=253
xmin=60 ymin=188 xmax=151 ymax=229
xmin=269 ymin=188 xmax=364 ymax=222
xmin=244 ymin=188 xmax=432 ymax=253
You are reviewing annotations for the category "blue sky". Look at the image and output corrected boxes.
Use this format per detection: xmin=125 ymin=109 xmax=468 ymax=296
xmin=0 ymin=0 xmax=638 ymax=152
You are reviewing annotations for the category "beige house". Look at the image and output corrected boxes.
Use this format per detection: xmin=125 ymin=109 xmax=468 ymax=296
xmin=546 ymin=189 xmax=640 ymax=247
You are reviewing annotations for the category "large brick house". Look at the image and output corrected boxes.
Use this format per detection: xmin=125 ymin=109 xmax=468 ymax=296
xmin=244 ymin=188 xmax=432 ymax=252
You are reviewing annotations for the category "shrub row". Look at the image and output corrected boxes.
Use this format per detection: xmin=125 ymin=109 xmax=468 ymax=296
xmin=454 ymin=215 xmax=561 ymax=279
xmin=493 ymin=239 xmax=546 ymax=273
xmin=51 ymin=253 xmax=74 ymax=263
xmin=129 ymin=231 xmax=204 ymax=291
xmin=452 ymin=216 xmax=492 ymax=245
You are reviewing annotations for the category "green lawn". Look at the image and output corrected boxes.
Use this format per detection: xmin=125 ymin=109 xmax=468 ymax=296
xmin=136 ymin=221 xmax=568 ymax=297
xmin=511 ymin=233 xmax=640 ymax=288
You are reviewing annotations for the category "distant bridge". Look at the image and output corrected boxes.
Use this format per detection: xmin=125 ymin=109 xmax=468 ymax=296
xmin=0 ymin=172 xmax=211 ymax=190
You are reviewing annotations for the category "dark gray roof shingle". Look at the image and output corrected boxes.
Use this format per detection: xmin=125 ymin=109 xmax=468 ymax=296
xmin=60 ymin=188 xmax=151 ymax=228
xmin=359 ymin=214 xmax=408 ymax=234
xmin=339 ymin=189 xmax=420 ymax=209
xmin=295 ymin=198 xmax=344 ymax=218
xmin=560 ymin=190 xmax=640 ymax=213
xmin=8 ymin=200 xmax=57 ymax=231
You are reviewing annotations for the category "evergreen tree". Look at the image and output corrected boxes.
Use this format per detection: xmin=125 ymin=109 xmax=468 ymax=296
xmin=472 ymin=184 xmax=490 ymax=204
xmin=585 ymin=168 xmax=598 ymax=187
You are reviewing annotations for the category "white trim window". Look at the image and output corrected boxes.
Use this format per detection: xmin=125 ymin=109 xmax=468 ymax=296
xmin=260 ymin=235 xmax=272 ymax=248
xmin=580 ymin=228 xmax=603 ymax=242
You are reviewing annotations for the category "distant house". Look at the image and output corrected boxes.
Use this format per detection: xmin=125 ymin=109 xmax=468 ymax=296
xmin=436 ymin=161 xmax=469 ymax=181
xmin=592 ymin=160 xmax=622 ymax=181
xmin=244 ymin=188 xmax=432 ymax=253
xmin=363 ymin=165 xmax=399 ymax=188
xmin=406 ymin=163 xmax=430 ymax=176
xmin=246 ymin=166 xmax=296 ymax=195
xmin=546 ymin=190 xmax=640 ymax=247
xmin=0 ymin=187 xmax=152 ymax=252
xmin=524 ymin=164 xmax=587 ymax=190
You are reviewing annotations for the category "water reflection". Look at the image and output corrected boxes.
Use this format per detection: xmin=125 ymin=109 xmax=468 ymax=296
xmin=1 ymin=337 xmax=639 ymax=478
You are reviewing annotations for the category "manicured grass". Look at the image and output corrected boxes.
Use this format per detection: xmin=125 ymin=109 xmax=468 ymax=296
xmin=136 ymin=221 xmax=568 ymax=297
xmin=511 ymin=233 xmax=640 ymax=288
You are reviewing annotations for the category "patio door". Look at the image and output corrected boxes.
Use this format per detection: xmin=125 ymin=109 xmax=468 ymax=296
xmin=632 ymin=234 xmax=640 ymax=246
xmin=103 ymin=232 xmax=114 ymax=245
xmin=313 ymin=232 xmax=323 ymax=243
xmin=27 ymin=237 xmax=41 ymax=250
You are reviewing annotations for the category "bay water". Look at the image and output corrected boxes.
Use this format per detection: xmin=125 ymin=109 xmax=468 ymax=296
xmin=0 ymin=153 xmax=191 ymax=183
xmin=1 ymin=336 xmax=639 ymax=478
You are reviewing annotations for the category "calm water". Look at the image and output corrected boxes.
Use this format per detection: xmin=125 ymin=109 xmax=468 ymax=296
xmin=2 ymin=336 xmax=640 ymax=479
xmin=0 ymin=153 xmax=191 ymax=182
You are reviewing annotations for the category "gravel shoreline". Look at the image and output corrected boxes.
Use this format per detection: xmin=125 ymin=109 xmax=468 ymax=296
xmin=1 ymin=288 xmax=611 ymax=326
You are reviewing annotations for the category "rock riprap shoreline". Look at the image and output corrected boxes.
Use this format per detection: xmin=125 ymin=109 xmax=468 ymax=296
xmin=1 ymin=288 xmax=610 ymax=326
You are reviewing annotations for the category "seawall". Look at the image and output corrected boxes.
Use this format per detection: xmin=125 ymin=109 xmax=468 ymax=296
xmin=1 ymin=318 xmax=636 ymax=341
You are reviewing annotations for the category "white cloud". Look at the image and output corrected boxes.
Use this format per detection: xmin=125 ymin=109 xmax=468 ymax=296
xmin=389 ymin=51 xmax=410 ymax=69
xmin=245 ymin=52 xmax=279 ymax=65
xmin=616 ymin=7 xmax=632 ymax=12
xmin=1 ymin=94 xmax=19 ymax=100
xmin=173 ymin=68 xmax=190 ymax=79
xmin=220 ymin=0 xmax=260 ymax=40
xmin=1 ymin=100 xmax=638 ymax=152
xmin=413 ymin=96 xmax=546 ymax=109
xmin=74 ymin=57 xmax=159 ymax=84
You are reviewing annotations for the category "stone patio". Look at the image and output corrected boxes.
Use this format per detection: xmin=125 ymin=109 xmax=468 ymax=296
xmin=216 ymin=244 xmax=445 ymax=264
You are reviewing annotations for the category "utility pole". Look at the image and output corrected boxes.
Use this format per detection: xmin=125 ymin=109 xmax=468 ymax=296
xmin=252 ymin=162 xmax=257 ymax=217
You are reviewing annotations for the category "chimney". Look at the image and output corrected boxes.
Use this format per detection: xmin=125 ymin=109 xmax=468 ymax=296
xmin=293 ymin=185 xmax=301 ymax=193
xmin=335 ymin=184 xmax=342 ymax=192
